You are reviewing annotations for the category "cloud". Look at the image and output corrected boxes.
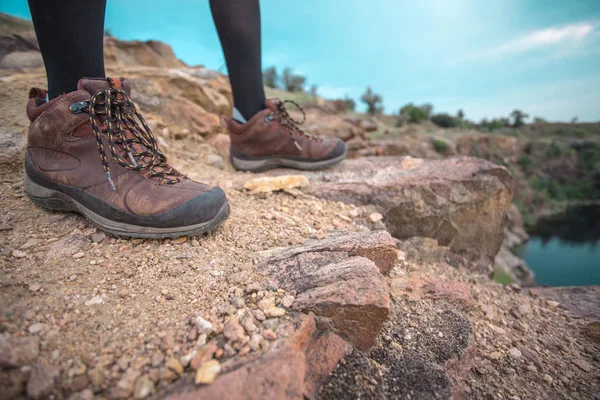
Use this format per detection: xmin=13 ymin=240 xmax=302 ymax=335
xmin=449 ymin=22 xmax=596 ymax=65
xmin=316 ymin=84 xmax=359 ymax=100
xmin=482 ymin=23 xmax=593 ymax=57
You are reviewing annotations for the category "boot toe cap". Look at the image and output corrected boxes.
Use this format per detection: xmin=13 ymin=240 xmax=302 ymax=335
xmin=326 ymin=139 xmax=347 ymax=160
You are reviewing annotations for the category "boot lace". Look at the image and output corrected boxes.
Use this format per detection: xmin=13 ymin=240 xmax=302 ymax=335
xmin=270 ymin=100 xmax=322 ymax=150
xmin=71 ymin=88 xmax=183 ymax=191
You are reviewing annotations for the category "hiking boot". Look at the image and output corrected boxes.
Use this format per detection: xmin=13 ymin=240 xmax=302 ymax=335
xmin=24 ymin=77 xmax=229 ymax=238
xmin=227 ymin=99 xmax=347 ymax=172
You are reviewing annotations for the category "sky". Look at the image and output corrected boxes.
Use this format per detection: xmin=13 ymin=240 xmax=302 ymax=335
xmin=3 ymin=0 xmax=600 ymax=122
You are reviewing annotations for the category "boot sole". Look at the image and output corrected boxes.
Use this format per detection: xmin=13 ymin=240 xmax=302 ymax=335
xmin=24 ymin=173 xmax=230 ymax=239
xmin=230 ymin=149 xmax=347 ymax=173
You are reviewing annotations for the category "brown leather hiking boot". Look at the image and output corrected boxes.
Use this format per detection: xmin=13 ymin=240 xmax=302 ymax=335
xmin=24 ymin=77 xmax=229 ymax=238
xmin=227 ymin=99 xmax=347 ymax=172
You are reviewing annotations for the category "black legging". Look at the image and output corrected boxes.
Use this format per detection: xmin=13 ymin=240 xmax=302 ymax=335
xmin=27 ymin=0 xmax=266 ymax=121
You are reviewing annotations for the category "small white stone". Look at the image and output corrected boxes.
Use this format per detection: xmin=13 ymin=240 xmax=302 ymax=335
xmin=508 ymin=347 xmax=522 ymax=359
xmin=85 ymin=295 xmax=104 ymax=306
xmin=28 ymin=323 xmax=47 ymax=334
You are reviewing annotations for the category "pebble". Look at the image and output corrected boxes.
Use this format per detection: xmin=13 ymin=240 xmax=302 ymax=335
xmin=546 ymin=300 xmax=559 ymax=309
xmin=267 ymin=282 xmax=278 ymax=292
xmin=245 ymin=283 xmax=261 ymax=294
xmin=223 ymin=344 xmax=235 ymax=357
xmin=264 ymin=307 xmax=286 ymax=318
xmin=151 ymin=352 xmax=165 ymax=368
xmin=12 ymin=250 xmax=27 ymax=258
xmin=28 ymin=284 xmax=41 ymax=292
xmin=252 ymin=309 xmax=266 ymax=321
xmin=258 ymin=297 xmax=275 ymax=311
xmin=489 ymin=351 xmax=502 ymax=361
xmin=262 ymin=319 xmax=279 ymax=331
xmin=84 ymin=296 xmax=104 ymax=306
xmin=280 ymin=295 xmax=295 ymax=308
xmin=368 ymin=212 xmax=383 ymax=222
xmin=91 ymin=233 xmax=105 ymax=244
xmin=133 ymin=375 xmax=154 ymax=399
xmin=206 ymin=154 xmax=224 ymax=169
xmin=171 ymin=237 xmax=187 ymax=245
xmin=238 ymin=345 xmax=251 ymax=356
xmin=262 ymin=329 xmax=277 ymax=340
xmin=194 ymin=316 xmax=214 ymax=335
xmin=508 ymin=347 xmax=522 ymax=359
xmin=119 ymin=289 xmax=129 ymax=298
xmin=88 ymin=368 xmax=104 ymax=387
xmin=517 ymin=303 xmax=532 ymax=316
xmin=195 ymin=359 xmax=221 ymax=385
xmin=223 ymin=321 xmax=245 ymax=342
xmin=543 ymin=374 xmax=553 ymax=384
xmin=72 ymin=252 xmax=85 ymax=259
xmin=28 ymin=323 xmax=47 ymax=334
xmin=242 ymin=317 xmax=257 ymax=333
xmin=509 ymin=308 xmax=521 ymax=319
xmin=166 ymin=358 xmax=184 ymax=377
xmin=190 ymin=342 xmax=218 ymax=370
xmin=248 ymin=334 xmax=262 ymax=351
xmin=230 ymin=297 xmax=246 ymax=308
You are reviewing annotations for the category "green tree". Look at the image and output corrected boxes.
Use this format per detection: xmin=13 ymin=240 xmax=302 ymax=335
xmin=342 ymin=95 xmax=356 ymax=111
xmin=419 ymin=103 xmax=433 ymax=119
xmin=431 ymin=113 xmax=460 ymax=128
xmin=309 ymin=85 xmax=318 ymax=97
xmin=282 ymin=68 xmax=306 ymax=92
xmin=360 ymin=87 xmax=384 ymax=115
xmin=263 ymin=66 xmax=279 ymax=89
xmin=398 ymin=103 xmax=428 ymax=123
xmin=457 ymin=109 xmax=465 ymax=120
xmin=510 ymin=109 xmax=529 ymax=127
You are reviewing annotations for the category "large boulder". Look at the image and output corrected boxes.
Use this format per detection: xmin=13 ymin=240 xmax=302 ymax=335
xmin=262 ymin=156 xmax=514 ymax=264
xmin=0 ymin=50 xmax=43 ymax=70
xmin=104 ymin=37 xmax=186 ymax=68
xmin=0 ymin=32 xmax=39 ymax=60
xmin=127 ymin=68 xmax=231 ymax=137
xmin=258 ymin=231 xmax=395 ymax=349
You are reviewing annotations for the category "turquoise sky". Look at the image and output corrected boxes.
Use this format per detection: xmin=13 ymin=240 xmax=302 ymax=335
xmin=3 ymin=0 xmax=600 ymax=122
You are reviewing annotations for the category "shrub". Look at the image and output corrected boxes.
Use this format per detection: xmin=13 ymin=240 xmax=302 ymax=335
xmin=546 ymin=142 xmax=562 ymax=158
xmin=342 ymin=96 xmax=356 ymax=111
xmin=399 ymin=103 xmax=428 ymax=123
xmin=574 ymin=128 xmax=590 ymax=138
xmin=309 ymin=85 xmax=318 ymax=97
xmin=492 ymin=268 xmax=514 ymax=285
xmin=360 ymin=87 xmax=384 ymax=115
xmin=431 ymin=113 xmax=460 ymax=128
xmin=517 ymin=155 xmax=532 ymax=169
xmin=282 ymin=68 xmax=306 ymax=92
xmin=433 ymin=138 xmax=450 ymax=154
xmin=263 ymin=66 xmax=279 ymax=89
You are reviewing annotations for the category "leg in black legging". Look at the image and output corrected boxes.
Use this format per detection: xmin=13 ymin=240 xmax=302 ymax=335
xmin=27 ymin=0 xmax=107 ymax=99
xmin=210 ymin=0 xmax=266 ymax=121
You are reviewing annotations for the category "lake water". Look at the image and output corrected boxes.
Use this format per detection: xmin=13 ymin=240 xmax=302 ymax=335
xmin=522 ymin=205 xmax=600 ymax=286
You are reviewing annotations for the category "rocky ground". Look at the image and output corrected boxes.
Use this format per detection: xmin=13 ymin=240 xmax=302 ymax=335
xmin=1 ymin=14 xmax=600 ymax=399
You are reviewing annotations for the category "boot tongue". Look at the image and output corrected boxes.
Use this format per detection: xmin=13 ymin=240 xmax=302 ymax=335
xmin=77 ymin=77 xmax=132 ymax=96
